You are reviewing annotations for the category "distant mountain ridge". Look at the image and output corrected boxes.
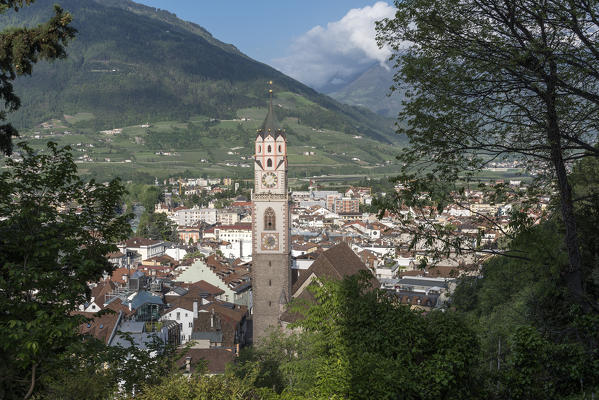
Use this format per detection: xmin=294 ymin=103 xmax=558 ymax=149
xmin=3 ymin=0 xmax=398 ymax=144
xmin=325 ymin=62 xmax=407 ymax=118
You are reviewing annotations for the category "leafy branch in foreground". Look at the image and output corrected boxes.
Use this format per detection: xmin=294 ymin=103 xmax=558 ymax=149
xmin=0 ymin=142 xmax=130 ymax=399
xmin=0 ymin=0 xmax=76 ymax=155
xmin=376 ymin=0 xmax=599 ymax=304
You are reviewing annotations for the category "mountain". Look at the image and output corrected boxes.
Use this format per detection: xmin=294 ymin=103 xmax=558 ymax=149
xmin=326 ymin=63 xmax=407 ymax=118
xmin=3 ymin=0 xmax=398 ymax=144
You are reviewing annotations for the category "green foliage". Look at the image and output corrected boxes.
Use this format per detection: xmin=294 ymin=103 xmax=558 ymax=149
xmin=0 ymin=0 xmax=76 ymax=155
xmin=234 ymin=272 xmax=479 ymax=399
xmin=451 ymin=215 xmax=599 ymax=399
xmin=2 ymin=0 xmax=397 ymax=146
xmin=233 ymin=329 xmax=323 ymax=395
xmin=137 ymin=211 xmax=177 ymax=242
xmin=183 ymin=251 xmax=204 ymax=260
xmin=376 ymin=0 xmax=599 ymax=304
xmin=31 ymin=332 xmax=186 ymax=399
xmin=131 ymin=371 xmax=278 ymax=400
xmin=0 ymin=142 xmax=131 ymax=398
xmin=124 ymin=183 xmax=162 ymax=212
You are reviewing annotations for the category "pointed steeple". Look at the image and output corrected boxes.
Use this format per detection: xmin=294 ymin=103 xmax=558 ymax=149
xmin=257 ymin=81 xmax=285 ymax=140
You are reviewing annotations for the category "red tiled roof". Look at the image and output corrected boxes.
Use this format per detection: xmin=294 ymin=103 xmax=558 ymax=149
xmin=292 ymin=242 xmax=378 ymax=297
xmin=75 ymin=311 xmax=120 ymax=344
xmin=216 ymin=223 xmax=252 ymax=231
xmin=109 ymin=267 xmax=130 ymax=284
xmin=177 ymin=348 xmax=236 ymax=374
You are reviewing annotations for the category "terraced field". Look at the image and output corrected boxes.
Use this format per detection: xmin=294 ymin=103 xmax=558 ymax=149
xmin=18 ymin=102 xmax=405 ymax=183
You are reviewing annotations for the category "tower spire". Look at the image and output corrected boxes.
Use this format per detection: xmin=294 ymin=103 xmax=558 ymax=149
xmin=258 ymin=80 xmax=284 ymax=139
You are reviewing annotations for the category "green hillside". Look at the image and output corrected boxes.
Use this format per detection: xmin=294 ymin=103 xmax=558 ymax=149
xmin=23 ymin=98 xmax=404 ymax=183
xmin=4 ymin=0 xmax=399 ymax=145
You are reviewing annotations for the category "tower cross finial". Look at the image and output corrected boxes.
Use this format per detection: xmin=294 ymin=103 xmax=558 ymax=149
xmin=268 ymin=80 xmax=273 ymax=106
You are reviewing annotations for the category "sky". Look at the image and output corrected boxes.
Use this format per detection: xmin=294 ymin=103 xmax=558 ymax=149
xmin=136 ymin=1 xmax=396 ymax=89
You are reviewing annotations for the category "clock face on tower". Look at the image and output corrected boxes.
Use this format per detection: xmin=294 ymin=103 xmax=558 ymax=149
xmin=261 ymin=232 xmax=279 ymax=250
xmin=261 ymin=171 xmax=278 ymax=189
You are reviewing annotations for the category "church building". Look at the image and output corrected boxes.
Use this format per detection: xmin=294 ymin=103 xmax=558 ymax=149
xmin=251 ymin=94 xmax=292 ymax=341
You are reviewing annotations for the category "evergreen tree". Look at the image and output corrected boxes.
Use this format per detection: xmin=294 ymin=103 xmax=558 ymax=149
xmin=0 ymin=0 xmax=75 ymax=155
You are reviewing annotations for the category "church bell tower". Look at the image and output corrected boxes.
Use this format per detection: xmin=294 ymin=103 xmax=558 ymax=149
xmin=251 ymin=85 xmax=291 ymax=341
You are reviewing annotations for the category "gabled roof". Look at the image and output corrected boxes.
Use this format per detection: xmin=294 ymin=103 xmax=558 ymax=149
xmin=76 ymin=310 xmax=121 ymax=344
xmin=292 ymin=242 xmax=379 ymax=297
xmin=178 ymin=280 xmax=226 ymax=297
xmin=127 ymin=290 xmax=164 ymax=309
xmin=90 ymin=280 xmax=117 ymax=306
xmin=177 ymin=348 xmax=236 ymax=374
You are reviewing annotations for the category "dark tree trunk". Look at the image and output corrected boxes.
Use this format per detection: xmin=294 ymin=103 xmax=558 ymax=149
xmin=545 ymin=64 xmax=585 ymax=303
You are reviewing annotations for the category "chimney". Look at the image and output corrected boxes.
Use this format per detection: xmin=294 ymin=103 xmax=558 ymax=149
xmin=193 ymin=300 xmax=198 ymax=319
xmin=185 ymin=356 xmax=191 ymax=373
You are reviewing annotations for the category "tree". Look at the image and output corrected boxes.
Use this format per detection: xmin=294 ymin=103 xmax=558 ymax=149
xmin=130 ymin=372 xmax=279 ymax=400
xmin=376 ymin=0 xmax=599 ymax=304
xmin=137 ymin=211 xmax=178 ymax=242
xmin=232 ymin=329 xmax=322 ymax=395
xmin=0 ymin=142 xmax=131 ymax=399
xmin=0 ymin=0 xmax=76 ymax=155
xmin=449 ymin=215 xmax=599 ymax=398
xmin=233 ymin=272 xmax=480 ymax=399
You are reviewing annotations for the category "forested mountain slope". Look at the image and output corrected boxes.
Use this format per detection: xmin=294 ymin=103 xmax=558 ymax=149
xmin=4 ymin=0 xmax=398 ymax=144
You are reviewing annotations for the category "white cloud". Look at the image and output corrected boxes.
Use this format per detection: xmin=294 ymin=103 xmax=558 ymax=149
xmin=272 ymin=2 xmax=395 ymax=90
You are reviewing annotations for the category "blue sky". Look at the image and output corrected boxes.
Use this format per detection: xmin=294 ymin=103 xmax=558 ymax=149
xmin=136 ymin=1 xmax=383 ymax=62
xmin=136 ymin=1 xmax=396 ymax=89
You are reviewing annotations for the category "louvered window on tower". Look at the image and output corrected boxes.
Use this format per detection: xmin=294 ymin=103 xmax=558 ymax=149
xmin=267 ymin=158 xmax=273 ymax=167
xmin=264 ymin=207 xmax=275 ymax=230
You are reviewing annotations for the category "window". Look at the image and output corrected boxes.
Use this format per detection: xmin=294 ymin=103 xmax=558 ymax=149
xmin=278 ymin=145 xmax=282 ymax=152
xmin=258 ymin=145 xmax=261 ymax=153
xmin=269 ymin=301 xmax=272 ymax=307
xmin=267 ymin=145 xmax=272 ymax=153
xmin=176 ymin=312 xmax=180 ymax=320
xmin=267 ymin=158 xmax=273 ymax=167
xmin=189 ymin=322 xmax=193 ymax=328
xmin=264 ymin=207 xmax=276 ymax=230
xmin=268 ymin=279 xmax=272 ymax=286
